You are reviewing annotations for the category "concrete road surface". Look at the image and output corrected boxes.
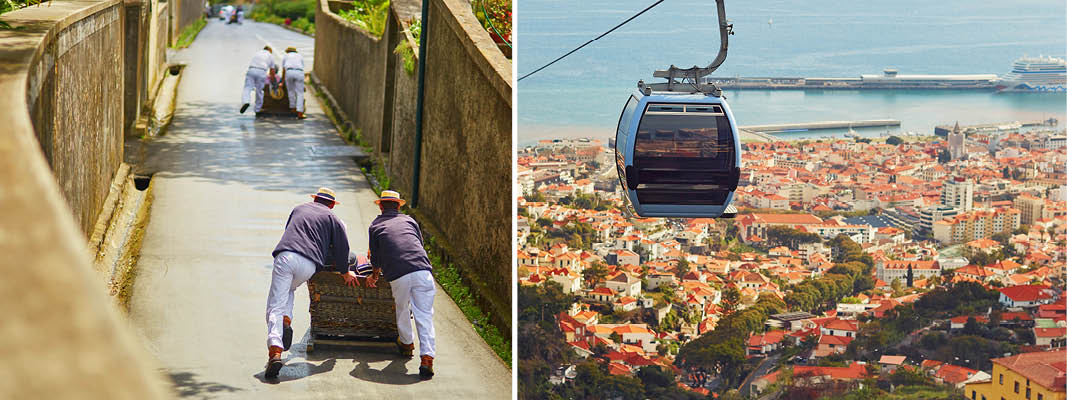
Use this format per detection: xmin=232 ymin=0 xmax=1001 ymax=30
xmin=128 ymin=19 xmax=510 ymax=399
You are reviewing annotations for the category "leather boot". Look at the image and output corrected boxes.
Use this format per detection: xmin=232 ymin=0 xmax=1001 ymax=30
xmin=282 ymin=316 xmax=293 ymax=351
xmin=396 ymin=338 xmax=414 ymax=357
xmin=265 ymin=346 xmax=284 ymax=379
xmin=419 ymin=355 xmax=434 ymax=379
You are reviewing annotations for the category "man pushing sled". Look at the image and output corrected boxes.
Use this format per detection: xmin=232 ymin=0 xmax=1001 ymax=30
xmin=240 ymin=46 xmax=306 ymax=118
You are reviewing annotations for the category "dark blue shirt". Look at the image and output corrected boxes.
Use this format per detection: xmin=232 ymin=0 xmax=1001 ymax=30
xmin=272 ymin=202 xmax=350 ymax=273
xmin=368 ymin=210 xmax=433 ymax=281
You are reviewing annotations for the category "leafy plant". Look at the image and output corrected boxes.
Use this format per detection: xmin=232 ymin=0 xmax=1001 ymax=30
xmin=250 ymin=0 xmax=316 ymax=35
xmin=427 ymin=235 xmax=511 ymax=365
xmin=393 ymin=17 xmax=420 ymax=75
xmin=472 ymin=0 xmax=510 ymax=46
xmin=394 ymin=40 xmax=416 ymax=75
xmin=271 ymin=0 xmax=315 ymax=21
xmin=1 ymin=0 xmax=43 ymax=18
xmin=338 ymin=0 xmax=389 ymax=38
xmin=172 ymin=17 xmax=207 ymax=49
xmin=406 ymin=17 xmax=421 ymax=45
xmin=291 ymin=16 xmax=315 ymax=34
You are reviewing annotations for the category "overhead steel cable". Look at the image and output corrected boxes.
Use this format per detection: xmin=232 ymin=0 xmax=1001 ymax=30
xmin=517 ymin=0 xmax=666 ymax=82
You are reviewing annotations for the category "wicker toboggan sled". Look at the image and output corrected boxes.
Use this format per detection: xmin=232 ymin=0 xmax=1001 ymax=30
xmin=305 ymin=269 xmax=398 ymax=353
xmin=256 ymin=69 xmax=305 ymax=117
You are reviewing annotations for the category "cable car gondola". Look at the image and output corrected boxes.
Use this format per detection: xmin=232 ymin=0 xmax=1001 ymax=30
xmin=615 ymin=82 xmax=740 ymax=218
xmin=614 ymin=0 xmax=741 ymax=218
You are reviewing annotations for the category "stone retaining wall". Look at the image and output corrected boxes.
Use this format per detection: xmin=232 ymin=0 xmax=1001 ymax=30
xmin=313 ymin=0 xmax=512 ymax=333
xmin=0 ymin=1 xmax=171 ymax=397
xmin=27 ymin=2 xmax=125 ymax=237
xmin=382 ymin=4 xmax=420 ymax=196
xmin=170 ymin=0 xmax=203 ymax=44
xmin=150 ymin=1 xmax=169 ymax=92
xmin=314 ymin=0 xmax=388 ymax=152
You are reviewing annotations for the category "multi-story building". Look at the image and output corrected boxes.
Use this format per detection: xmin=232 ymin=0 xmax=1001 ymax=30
xmin=773 ymin=154 xmax=814 ymax=171
xmin=856 ymin=184 xmax=906 ymax=202
xmin=876 ymin=260 xmax=941 ymax=286
xmin=942 ymin=177 xmax=975 ymax=212
xmin=1015 ymin=193 xmax=1046 ymax=225
xmin=809 ymin=222 xmax=876 ymax=244
xmin=1030 ymin=134 xmax=1067 ymax=150
xmin=917 ymin=206 xmax=960 ymax=239
xmin=1044 ymin=202 xmax=1067 ymax=221
xmin=737 ymin=213 xmax=825 ymax=243
xmin=932 ymin=207 xmax=1021 ymax=245
xmin=778 ymin=182 xmax=823 ymax=204
xmin=948 ymin=122 xmax=966 ymax=160
xmin=604 ymin=271 xmax=641 ymax=298
xmin=965 ymin=349 xmax=1066 ymax=400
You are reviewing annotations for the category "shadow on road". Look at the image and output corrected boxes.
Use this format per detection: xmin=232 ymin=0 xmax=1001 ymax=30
xmin=168 ymin=371 xmax=243 ymax=397
xmin=304 ymin=345 xmax=424 ymax=385
xmin=126 ymin=100 xmax=369 ymax=195
xmin=253 ymin=358 xmax=337 ymax=384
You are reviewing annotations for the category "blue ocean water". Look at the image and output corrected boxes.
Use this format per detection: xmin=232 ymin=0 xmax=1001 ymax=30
xmin=516 ymin=0 xmax=1067 ymax=144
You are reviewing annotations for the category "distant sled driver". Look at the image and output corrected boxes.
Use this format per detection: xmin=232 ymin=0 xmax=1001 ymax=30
xmin=240 ymin=46 xmax=277 ymax=115
xmin=282 ymin=47 xmax=307 ymax=119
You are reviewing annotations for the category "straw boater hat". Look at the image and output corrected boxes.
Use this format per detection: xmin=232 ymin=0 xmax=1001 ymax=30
xmin=285 ymin=46 xmax=297 ymax=53
xmin=374 ymin=190 xmax=406 ymax=207
xmin=310 ymin=187 xmax=339 ymax=204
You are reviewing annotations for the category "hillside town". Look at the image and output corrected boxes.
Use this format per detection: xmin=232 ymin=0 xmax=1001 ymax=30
xmin=516 ymin=129 xmax=1067 ymax=399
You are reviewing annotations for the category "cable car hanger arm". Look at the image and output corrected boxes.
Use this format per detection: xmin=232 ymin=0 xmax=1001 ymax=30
xmin=647 ymin=0 xmax=732 ymax=94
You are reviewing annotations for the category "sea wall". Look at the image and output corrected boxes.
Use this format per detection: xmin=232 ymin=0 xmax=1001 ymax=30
xmin=0 ymin=0 xmax=170 ymax=397
xmin=313 ymin=0 xmax=512 ymax=332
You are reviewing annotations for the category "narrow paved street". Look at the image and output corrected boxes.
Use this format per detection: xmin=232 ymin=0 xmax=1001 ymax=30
xmin=738 ymin=354 xmax=780 ymax=397
xmin=128 ymin=18 xmax=510 ymax=399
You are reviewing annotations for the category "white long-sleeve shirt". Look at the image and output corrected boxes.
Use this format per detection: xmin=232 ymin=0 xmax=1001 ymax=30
xmin=282 ymin=52 xmax=305 ymax=71
xmin=249 ymin=50 xmax=277 ymax=70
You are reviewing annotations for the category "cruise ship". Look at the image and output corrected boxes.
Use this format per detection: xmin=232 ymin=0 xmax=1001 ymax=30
xmin=996 ymin=56 xmax=1067 ymax=92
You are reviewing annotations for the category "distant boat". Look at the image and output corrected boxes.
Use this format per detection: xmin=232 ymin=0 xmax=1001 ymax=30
xmin=995 ymin=56 xmax=1066 ymax=92
xmin=845 ymin=124 xmax=860 ymax=139
xmin=768 ymin=18 xmax=773 ymax=27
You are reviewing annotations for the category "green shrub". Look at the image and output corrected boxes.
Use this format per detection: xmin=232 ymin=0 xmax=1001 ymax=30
xmin=394 ymin=40 xmax=415 ymax=75
xmin=291 ymin=17 xmax=315 ymax=34
xmin=471 ymin=0 xmax=510 ymax=44
xmin=338 ymin=0 xmax=389 ymax=38
xmin=272 ymin=0 xmax=314 ymax=21
xmin=172 ymin=17 xmax=208 ymax=49
xmin=407 ymin=17 xmax=421 ymax=45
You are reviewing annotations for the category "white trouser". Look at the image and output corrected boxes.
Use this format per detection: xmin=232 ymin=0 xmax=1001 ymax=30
xmin=390 ymin=270 xmax=436 ymax=357
xmin=242 ymin=68 xmax=268 ymax=112
xmin=285 ymin=70 xmax=305 ymax=113
xmin=266 ymin=251 xmax=316 ymax=349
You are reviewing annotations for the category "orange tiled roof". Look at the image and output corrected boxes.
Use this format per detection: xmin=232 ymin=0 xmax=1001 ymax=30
xmin=750 ymin=213 xmax=824 ymax=225
xmin=990 ymin=349 xmax=1067 ymax=391
xmin=935 ymin=364 xmax=980 ymax=385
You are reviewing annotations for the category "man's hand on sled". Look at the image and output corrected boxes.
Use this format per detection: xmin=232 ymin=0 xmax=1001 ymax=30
xmin=364 ymin=269 xmax=380 ymax=288
xmin=342 ymin=271 xmax=360 ymax=287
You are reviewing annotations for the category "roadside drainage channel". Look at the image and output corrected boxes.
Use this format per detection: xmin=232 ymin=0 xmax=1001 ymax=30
xmin=146 ymin=64 xmax=184 ymax=138
xmin=90 ymin=167 xmax=155 ymax=311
